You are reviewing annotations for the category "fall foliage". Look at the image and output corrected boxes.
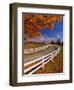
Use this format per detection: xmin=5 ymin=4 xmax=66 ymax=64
xmin=24 ymin=15 xmax=63 ymax=41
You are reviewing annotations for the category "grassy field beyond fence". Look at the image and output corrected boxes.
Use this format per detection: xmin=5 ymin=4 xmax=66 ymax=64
xmin=33 ymin=45 xmax=63 ymax=74
xmin=24 ymin=42 xmax=46 ymax=49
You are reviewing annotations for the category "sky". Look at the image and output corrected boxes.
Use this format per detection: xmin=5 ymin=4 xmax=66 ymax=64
xmin=31 ymin=21 xmax=63 ymax=42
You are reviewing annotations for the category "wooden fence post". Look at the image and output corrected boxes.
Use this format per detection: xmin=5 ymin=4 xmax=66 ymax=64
xmin=51 ymin=53 xmax=53 ymax=61
xmin=42 ymin=56 xmax=45 ymax=69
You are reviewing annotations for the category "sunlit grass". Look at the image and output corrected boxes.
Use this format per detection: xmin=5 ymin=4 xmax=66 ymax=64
xmin=33 ymin=45 xmax=63 ymax=74
xmin=24 ymin=42 xmax=45 ymax=49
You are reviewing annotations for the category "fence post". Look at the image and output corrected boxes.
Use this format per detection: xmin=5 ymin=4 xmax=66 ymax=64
xmin=57 ymin=47 xmax=60 ymax=54
xmin=42 ymin=56 xmax=45 ymax=69
xmin=51 ymin=53 xmax=53 ymax=61
xmin=55 ymin=48 xmax=58 ymax=56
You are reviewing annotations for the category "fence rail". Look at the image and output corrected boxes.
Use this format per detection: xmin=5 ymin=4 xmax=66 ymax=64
xmin=24 ymin=46 xmax=60 ymax=75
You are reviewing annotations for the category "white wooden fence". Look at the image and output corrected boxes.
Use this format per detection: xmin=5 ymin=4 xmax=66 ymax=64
xmin=24 ymin=47 xmax=60 ymax=75
xmin=24 ymin=45 xmax=50 ymax=54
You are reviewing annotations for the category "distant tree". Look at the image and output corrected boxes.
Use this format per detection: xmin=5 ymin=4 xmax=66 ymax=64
xmin=51 ymin=41 xmax=54 ymax=44
xmin=61 ymin=41 xmax=63 ymax=45
xmin=56 ymin=39 xmax=61 ymax=45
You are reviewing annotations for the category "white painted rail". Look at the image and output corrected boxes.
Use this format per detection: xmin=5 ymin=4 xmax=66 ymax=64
xmin=24 ymin=46 xmax=60 ymax=75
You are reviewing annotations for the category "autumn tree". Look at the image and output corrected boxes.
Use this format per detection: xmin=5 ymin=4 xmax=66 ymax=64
xmin=24 ymin=15 xmax=63 ymax=41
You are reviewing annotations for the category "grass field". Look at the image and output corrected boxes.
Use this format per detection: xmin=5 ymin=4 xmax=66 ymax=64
xmin=33 ymin=45 xmax=63 ymax=74
xmin=24 ymin=42 xmax=45 ymax=49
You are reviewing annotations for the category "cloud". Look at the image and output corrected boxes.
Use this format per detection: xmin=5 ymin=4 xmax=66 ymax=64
xmin=56 ymin=34 xmax=61 ymax=39
xmin=31 ymin=36 xmax=57 ymax=42
xmin=56 ymin=32 xmax=63 ymax=41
